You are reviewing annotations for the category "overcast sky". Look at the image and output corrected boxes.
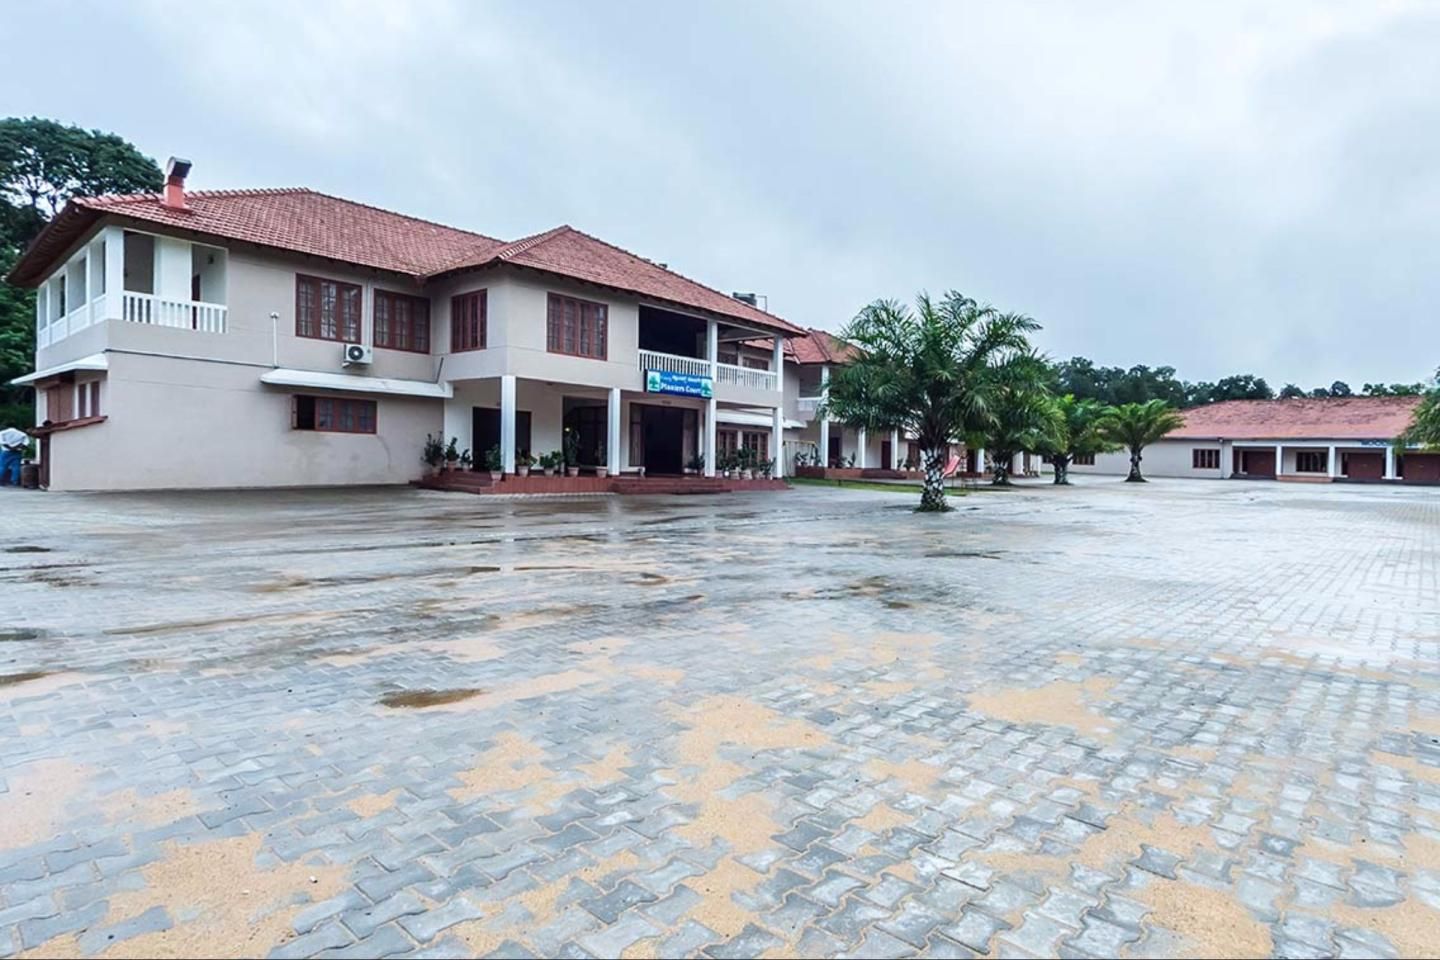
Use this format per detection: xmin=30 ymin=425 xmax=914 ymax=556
xmin=5 ymin=1 xmax=1437 ymax=387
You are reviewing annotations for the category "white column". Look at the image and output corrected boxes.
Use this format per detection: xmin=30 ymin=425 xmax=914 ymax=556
xmin=705 ymin=319 xmax=718 ymax=478
xmin=1275 ymin=443 xmax=1284 ymax=478
xmin=500 ymin=375 xmax=517 ymax=475
xmin=818 ymin=364 xmax=831 ymax=467
xmin=857 ymin=428 xmax=868 ymax=468
xmin=154 ymin=236 xmax=191 ymax=301
xmin=1385 ymin=446 xmax=1397 ymax=480
xmin=1219 ymin=440 xmax=1233 ymax=479
xmin=890 ymin=429 xmax=900 ymax=470
xmin=607 ymin=387 xmax=621 ymax=474
xmin=102 ymin=226 xmax=125 ymax=319
xmin=1327 ymin=444 xmax=1338 ymax=479
xmin=83 ymin=245 xmax=95 ymax=324
xmin=772 ymin=337 xmax=784 ymax=394
xmin=442 ymin=396 xmax=468 ymax=465
xmin=976 ymin=446 xmax=986 ymax=474
xmin=771 ymin=406 xmax=783 ymax=478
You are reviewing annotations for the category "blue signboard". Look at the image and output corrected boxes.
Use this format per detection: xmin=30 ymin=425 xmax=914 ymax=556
xmin=646 ymin=369 xmax=713 ymax=399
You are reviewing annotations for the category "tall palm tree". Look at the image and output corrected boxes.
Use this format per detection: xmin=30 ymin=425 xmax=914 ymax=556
xmin=982 ymin=352 xmax=1061 ymax=485
xmin=825 ymin=292 xmax=1039 ymax=511
xmin=1042 ymin=395 xmax=1115 ymax=485
xmin=1095 ymin=400 xmax=1185 ymax=482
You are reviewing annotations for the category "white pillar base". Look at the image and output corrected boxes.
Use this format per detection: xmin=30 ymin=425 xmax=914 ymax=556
xmin=857 ymin=428 xmax=867 ymax=469
xmin=704 ymin=397 xmax=717 ymax=478
xmin=772 ymin=406 xmax=784 ymax=478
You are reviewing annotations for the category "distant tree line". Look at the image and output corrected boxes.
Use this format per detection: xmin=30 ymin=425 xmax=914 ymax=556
xmin=1050 ymin=357 xmax=1426 ymax=409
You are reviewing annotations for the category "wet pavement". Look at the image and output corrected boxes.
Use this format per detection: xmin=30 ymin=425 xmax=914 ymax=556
xmin=2 ymin=479 xmax=1439 ymax=958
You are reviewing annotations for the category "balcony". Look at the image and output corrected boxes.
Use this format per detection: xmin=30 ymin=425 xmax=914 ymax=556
xmin=35 ymin=225 xmax=228 ymax=350
xmin=797 ymin=395 xmax=824 ymax=417
xmin=121 ymin=292 xmax=227 ymax=333
xmin=637 ymin=350 xmax=779 ymax=395
xmin=716 ymin=362 xmax=777 ymax=392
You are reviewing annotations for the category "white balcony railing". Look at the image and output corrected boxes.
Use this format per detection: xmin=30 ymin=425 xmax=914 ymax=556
xmin=638 ymin=349 xmax=710 ymax=378
xmin=717 ymin=362 xmax=778 ymax=392
xmin=637 ymin=350 xmax=779 ymax=392
xmin=797 ymin=395 xmax=824 ymax=415
xmin=122 ymin=292 xmax=227 ymax=333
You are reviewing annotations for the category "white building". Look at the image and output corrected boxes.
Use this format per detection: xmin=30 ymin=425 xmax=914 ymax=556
xmin=1069 ymin=397 xmax=1437 ymax=484
xmin=7 ymin=160 xmax=805 ymax=491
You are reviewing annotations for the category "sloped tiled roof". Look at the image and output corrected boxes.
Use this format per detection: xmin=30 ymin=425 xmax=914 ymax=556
xmin=9 ymin=188 xmax=799 ymax=334
xmin=746 ymin=326 xmax=860 ymax=364
xmin=1170 ymin=397 xmax=1422 ymax=440
xmin=431 ymin=224 xmax=798 ymax=333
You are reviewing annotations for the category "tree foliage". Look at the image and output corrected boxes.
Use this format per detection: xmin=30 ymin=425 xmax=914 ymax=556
xmin=982 ymin=351 xmax=1061 ymax=485
xmin=825 ymin=291 xmax=1038 ymax=511
xmin=1039 ymin=395 xmax=1115 ymax=485
xmin=0 ymin=118 xmax=162 ymax=427
xmin=1094 ymin=399 xmax=1185 ymax=482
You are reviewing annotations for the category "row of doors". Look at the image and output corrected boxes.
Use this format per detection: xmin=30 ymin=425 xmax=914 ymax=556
xmin=471 ymin=404 xmax=692 ymax=473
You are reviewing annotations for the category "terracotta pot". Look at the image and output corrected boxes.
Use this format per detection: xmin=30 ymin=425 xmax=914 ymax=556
xmin=596 ymin=467 xmax=609 ymax=479
xmin=518 ymin=466 xmax=530 ymax=477
xmin=567 ymin=467 xmax=579 ymax=478
xmin=489 ymin=470 xmax=502 ymax=481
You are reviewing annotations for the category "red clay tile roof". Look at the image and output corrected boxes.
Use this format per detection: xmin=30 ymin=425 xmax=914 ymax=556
xmin=746 ymin=327 xmax=859 ymax=364
xmin=1170 ymin=397 xmax=1421 ymax=440
xmin=431 ymin=224 xmax=799 ymax=334
xmin=9 ymin=188 xmax=798 ymax=334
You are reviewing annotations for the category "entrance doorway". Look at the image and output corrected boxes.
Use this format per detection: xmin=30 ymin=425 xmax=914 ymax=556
xmin=633 ymin=404 xmax=691 ymax=475
xmin=1235 ymin=448 xmax=1275 ymax=478
xmin=828 ymin=434 xmax=842 ymax=467
xmin=473 ymin=407 xmax=532 ymax=465
xmin=880 ymin=439 xmax=892 ymax=470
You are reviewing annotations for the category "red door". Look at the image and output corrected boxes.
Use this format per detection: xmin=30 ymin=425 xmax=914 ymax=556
xmin=1402 ymin=454 xmax=1440 ymax=484
xmin=880 ymin=440 xmax=892 ymax=470
xmin=1342 ymin=452 xmax=1383 ymax=480
xmin=1239 ymin=449 xmax=1276 ymax=478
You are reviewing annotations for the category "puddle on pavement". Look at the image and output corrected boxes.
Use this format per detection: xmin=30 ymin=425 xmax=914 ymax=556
xmin=379 ymin=687 xmax=484 ymax=708
xmin=4 ymin=545 xmax=51 ymax=553
xmin=923 ymin=549 xmax=1004 ymax=559
xmin=0 ymin=670 xmax=51 ymax=686
xmin=0 ymin=628 xmax=43 ymax=642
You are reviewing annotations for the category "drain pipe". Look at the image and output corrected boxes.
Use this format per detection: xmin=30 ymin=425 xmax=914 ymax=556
xmin=270 ymin=311 xmax=279 ymax=367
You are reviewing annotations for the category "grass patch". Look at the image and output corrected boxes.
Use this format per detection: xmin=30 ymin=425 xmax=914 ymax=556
xmin=788 ymin=477 xmax=965 ymax=496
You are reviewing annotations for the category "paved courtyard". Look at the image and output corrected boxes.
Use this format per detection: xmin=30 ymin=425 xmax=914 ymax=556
xmin=2 ymin=479 xmax=1439 ymax=959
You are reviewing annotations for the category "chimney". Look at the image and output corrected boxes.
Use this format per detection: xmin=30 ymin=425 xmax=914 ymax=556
xmin=732 ymin=292 xmax=758 ymax=307
xmin=162 ymin=156 xmax=193 ymax=210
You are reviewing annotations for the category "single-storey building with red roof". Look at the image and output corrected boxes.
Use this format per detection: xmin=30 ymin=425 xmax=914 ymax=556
xmin=7 ymin=158 xmax=807 ymax=491
xmin=1070 ymin=396 xmax=1438 ymax=483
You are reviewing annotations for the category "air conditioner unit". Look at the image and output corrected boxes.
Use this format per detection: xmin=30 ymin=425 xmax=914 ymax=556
xmin=342 ymin=343 xmax=373 ymax=366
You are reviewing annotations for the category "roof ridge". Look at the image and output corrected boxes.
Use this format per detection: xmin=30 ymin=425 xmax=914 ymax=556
xmin=293 ymin=189 xmax=502 ymax=243
xmin=78 ymin=186 xmax=312 ymax=208
xmin=545 ymin=224 xmax=794 ymax=325
xmin=493 ymin=224 xmax=574 ymax=261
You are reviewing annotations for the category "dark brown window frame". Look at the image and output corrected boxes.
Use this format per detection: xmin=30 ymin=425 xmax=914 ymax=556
xmin=546 ymin=292 xmax=608 ymax=360
xmin=374 ymin=289 xmax=431 ymax=353
xmin=1192 ymin=448 xmax=1220 ymax=469
xmin=296 ymin=274 xmax=362 ymax=343
xmin=451 ymin=289 xmax=488 ymax=352
xmin=1073 ymin=452 xmax=1096 ymax=466
xmin=291 ymin=395 xmax=377 ymax=434
xmin=1295 ymin=450 xmax=1327 ymax=473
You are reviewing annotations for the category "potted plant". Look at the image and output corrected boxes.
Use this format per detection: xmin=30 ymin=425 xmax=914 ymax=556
xmin=757 ymin=457 xmax=774 ymax=479
xmin=422 ymin=433 xmax=445 ymax=477
xmin=444 ymin=437 xmax=461 ymax=472
xmin=458 ymin=448 xmax=474 ymax=472
xmin=738 ymin=447 xmax=755 ymax=480
xmin=563 ymin=428 xmax=580 ymax=477
xmin=594 ymin=446 xmax=608 ymax=479
xmin=516 ymin=451 xmax=535 ymax=478
xmin=686 ymin=453 xmax=705 ymax=476
xmin=484 ymin=444 xmax=503 ymax=481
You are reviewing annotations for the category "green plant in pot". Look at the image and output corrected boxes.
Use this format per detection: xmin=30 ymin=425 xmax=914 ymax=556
xmin=483 ymin=444 xmax=503 ymax=480
xmin=594 ymin=445 xmax=609 ymax=479
xmin=563 ymin=428 xmax=580 ymax=477
xmin=443 ymin=437 xmax=461 ymax=471
xmin=517 ymin=451 xmax=535 ymax=478
xmin=458 ymin=448 xmax=473 ymax=471
xmin=422 ymin=433 xmax=445 ymax=476
xmin=686 ymin=453 xmax=705 ymax=475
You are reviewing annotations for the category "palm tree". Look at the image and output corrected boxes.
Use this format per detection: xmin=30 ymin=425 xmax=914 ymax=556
xmin=1042 ymin=395 xmax=1115 ymax=485
xmin=1095 ymin=400 xmax=1184 ymax=482
xmin=825 ymin=292 xmax=1039 ymax=511
xmin=982 ymin=352 xmax=1061 ymax=485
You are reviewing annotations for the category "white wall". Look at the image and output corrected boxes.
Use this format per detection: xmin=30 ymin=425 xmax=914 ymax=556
xmin=45 ymin=351 xmax=441 ymax=491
